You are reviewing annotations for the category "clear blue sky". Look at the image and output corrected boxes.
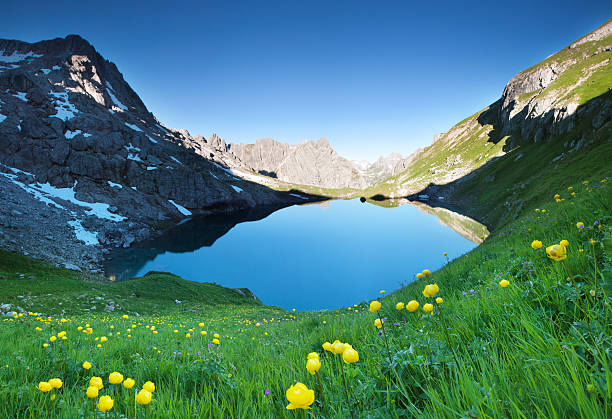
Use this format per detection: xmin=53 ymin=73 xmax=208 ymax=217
xmin=3 ymin=1 xmax=611 ymax=161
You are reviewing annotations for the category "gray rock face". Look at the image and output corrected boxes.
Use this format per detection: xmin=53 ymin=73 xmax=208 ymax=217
xmin=229 ymin=137 xmax=367 ymax=189
xmin=0 ymin=35 xmax=311 ymax=270
xmin=497 ymin=19 xmax=612 ymax=143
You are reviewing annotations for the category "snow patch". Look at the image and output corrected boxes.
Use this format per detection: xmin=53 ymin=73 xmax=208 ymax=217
xmin=290 ymin=193 xmax=307 ymax=199
xmin=169 ymin=156 xmax=182 ymax=165
xmin=52 ymin=65 xmax=60 ymax=70
xmin=125 ymin=122 xmax=143 ymax=132
xmin=146 ymin=166 xmax=157 ymax=171
xmin=12 ymin=92 xmax=27 ymax=102
xmin=108 ymin=181 xmax=123 ymax=189
xmin=147 ymin=135 xmax=158 ymax=144
xmin=105 ymin=82 xmax=128 ymax=111
xmin=0 ymin=50 xmax=42 ymax=63
xmin=0 ymin=114 xmax=6 ymax=124
xmin=68 ymin=219 xmax=99 ymax=245
xmin=212 ymin=162 xmax=239 ymax=179
xmin=49 ymin=92 xmax=78 ymax=121
xmin=65 ymin=130 xmax=91 ymax=139
xmin=231 ymin=185 xmax=243 ymax=193
xmin=127 ymin=153 xmax=143 ymax=162
xmin=40 ymin=69 xmax=51 ymax=75
xmin=36 ymin=181 xmax=125 ymax=221
xmin=168 ymin=200 xmax=192 ymax=216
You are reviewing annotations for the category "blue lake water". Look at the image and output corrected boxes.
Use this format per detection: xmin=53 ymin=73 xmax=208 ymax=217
xmin=104 ymin=199 xmax=482 ymax=311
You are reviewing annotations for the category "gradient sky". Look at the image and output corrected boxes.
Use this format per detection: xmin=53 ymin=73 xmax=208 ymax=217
xmin=3 ymin=1 xmax=611 ymax=161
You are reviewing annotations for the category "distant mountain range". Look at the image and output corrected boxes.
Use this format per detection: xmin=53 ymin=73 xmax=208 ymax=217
xmin=0 ymin=17 xmax=610 ymax=270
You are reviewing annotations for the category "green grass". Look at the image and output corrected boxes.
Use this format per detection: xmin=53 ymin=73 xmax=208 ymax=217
xmin=0 ymin=175 xmax=610 ymax=418
xmin=0 ymin=255 xmax=265 ymax=315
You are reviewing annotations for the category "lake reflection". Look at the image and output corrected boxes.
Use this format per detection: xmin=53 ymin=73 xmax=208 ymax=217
xmin=104 ymin=199 xmax=486 ymax=311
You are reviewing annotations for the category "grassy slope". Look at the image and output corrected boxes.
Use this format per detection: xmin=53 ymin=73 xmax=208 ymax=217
xmin=0 ymin=253 xmax=267 ymax=315
xmin=0 ymin=176 xmax=609 ymax=418
xmin=363 ymin=24 xmax=611 ymax=222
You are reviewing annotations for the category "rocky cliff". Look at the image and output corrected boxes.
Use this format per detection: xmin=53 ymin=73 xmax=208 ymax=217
xmin=0 ymin=35 xmax=312 ymax=270
xmin=228 ymin=137 xmax=367 ymax=189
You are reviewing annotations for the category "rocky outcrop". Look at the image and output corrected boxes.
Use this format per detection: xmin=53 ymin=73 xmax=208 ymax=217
xmin=497 ymin=19 xmax=612 ymax=144
xmin=229 ymin=137 xmax=367 ymax=189
xmin=0 ymin=35 xmax=314 ymax=270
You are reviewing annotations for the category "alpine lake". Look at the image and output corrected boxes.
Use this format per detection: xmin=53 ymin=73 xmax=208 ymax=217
xmin=104 ymin=199 xmax=488 ymax=311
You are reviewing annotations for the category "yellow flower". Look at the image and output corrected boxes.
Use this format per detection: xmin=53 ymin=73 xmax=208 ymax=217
xmin=123 ymin=378 xmax=135 ymax=389
xmin=443 ymin=252 xmax=448 ymax=256
xmin=499 ymin=280 xmax=509 ymax=288
xmin=369 ymin=300 xmax=381 ymax=313
xmin=212 ymin=338 xmax=220 ymax=345
xmin=86 ymin=386 xmax=98 ymax=399
xmin=142 ymin=381 xmax=155 ymax=393
xmin=82 ymin=361 xmax=92 ymax=370
xmin=322 ymin=342 xmax=332 ymax=352
xmin=531 ymin=240 xmax=543 ymax=249
xmin=374 ymin=318 xmax=383 ymax=329
xmin=560 ymin=239 xmax=569 ymax=247
xmin=185 ymin=333 xmax=191 ymax=338
xmin=109 ymin=372 xmax=123 ymax=385
xmin=416 ymin=272 xmax=423 ymax=279
xmin=49 ymin=378 xmax=62 ymax=389
xmin=342 ymin=348 xmax=359 ymax=364
xmin=97 ymin=395 xmax=114 ymax=412
xmin=546 ymin=244 xmax=567 ymax=261
xmin=307 ymin=352 xmax=319 ymax=360
xmin=42 ymin=343 xmax=49 ymax=348
xmin=435 ymin=297 xmax=443 ymax=304
xmin=576 ymin=222 xmax=584 ymax=229
xmin=422 ymin=283 xmax=439 ymax=297
xmin=406 ymin=300 xmax=419 ymax=312
xmin=57 ymin=331 xmax=66 ymax=338
xmin=395 ymin=302 xmax=404 ymax=310
xmin=38 ymin=382 xmax=52 ymax=392
xmin=49 ymin=336 xmax=57 ymax=342
xmin=286 ymin=382 xmax=315 ymax=410
xmin=136 ymin=389 xmax=152 ymax=405
xmin=423 ymin=303 xmax=433 ymax=313
xmin=567 ymin=186 xmax=573 ymax=191
xmin=554 ymin=194 xmax=560 ymax=199
xmin=89 ymin=376 xmax=104 ymax=390
xmin=331 ymin=340 xmax=345 ymax=354
xmin=306 ymin=358 xmax=321 ymax=375
xmin=214 ymin=333 xmax=220 ymax=339
xmin=100 ymin=337 xmax=107 ymax=343
xmin=379 ymin=290 xmax=385 ymax=294
xmin=198 ymin=322 xmax=204 ymax=327
xmin=122 ymin=315 xmax=129 ymax=319
xmin=422 ymin=269 xmax=431 ymax=277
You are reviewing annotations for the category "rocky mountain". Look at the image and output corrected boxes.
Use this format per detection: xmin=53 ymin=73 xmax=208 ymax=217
xmin=366 ymin=18 xmax=612 ymax=227
xmin=228 ymin=137 xmax=367 ymax=189
xmin=355 ymin=152 xmax=411 ymax=185
xmin=0 ymin=35 xmax=314 ymax=270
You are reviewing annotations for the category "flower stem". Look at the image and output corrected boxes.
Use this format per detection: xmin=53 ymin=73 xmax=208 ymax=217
xmin=377 ymin=313 xmax=394 ymax=369
xmin=315 ymin=371 xmax=324 ymax=407
xmin=338 ymin=360 xmax=354 ymax=419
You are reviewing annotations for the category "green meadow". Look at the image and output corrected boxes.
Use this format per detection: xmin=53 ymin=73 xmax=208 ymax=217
xmin=0 ymin=177 xmax=610 ymax=418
